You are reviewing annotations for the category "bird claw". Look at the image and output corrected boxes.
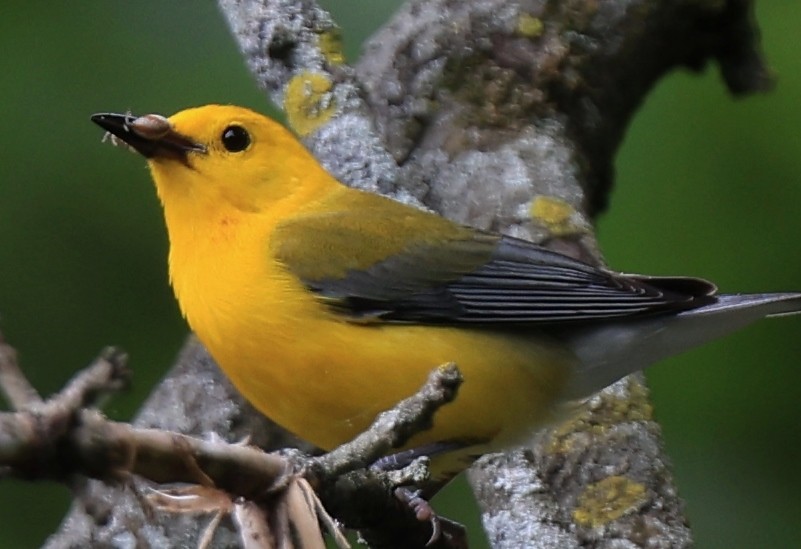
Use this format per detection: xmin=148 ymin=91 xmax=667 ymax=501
xmin=394 ymin=487 xmax=441 ymax=545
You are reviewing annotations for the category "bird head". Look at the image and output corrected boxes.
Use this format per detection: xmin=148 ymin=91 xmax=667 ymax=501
xmin=92 ymin=105 xmax=329 ymax=216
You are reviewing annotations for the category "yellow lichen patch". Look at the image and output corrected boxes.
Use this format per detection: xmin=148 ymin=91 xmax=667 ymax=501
xmin=284 ymin=72 xmax=336 ymax=136
xmin=544 ymin=406 xmax=597 ymax=454
xmin=573 ymin=476 xmax=647 ymax=528
xmin=609 ymin=378 xmax=653 ymax=423
xmin=318 ymin=29 xmax=345 ymax=65
xmin=530 ymin=195 xmax=581 ymax=237
xmin=545 ymin=378 xmax=653 ymax=454
xmin=517 ymin=14 xmax=544 ymax=38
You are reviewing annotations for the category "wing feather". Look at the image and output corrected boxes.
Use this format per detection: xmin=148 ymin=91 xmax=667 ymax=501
xmin=272 ymin=209 xmax=716 ymax=325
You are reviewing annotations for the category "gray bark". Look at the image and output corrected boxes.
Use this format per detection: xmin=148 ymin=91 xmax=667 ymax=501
xmin=47 ymin=0 xmax=770 ymax=547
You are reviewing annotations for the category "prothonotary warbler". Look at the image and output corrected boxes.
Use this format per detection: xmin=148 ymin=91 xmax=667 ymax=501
xmin=92 ymin=105 xmax=801 ymax=487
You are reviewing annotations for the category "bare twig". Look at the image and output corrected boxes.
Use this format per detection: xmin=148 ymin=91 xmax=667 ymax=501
xmin=0 ymin=337 xmax=444 ymax=494
xmin=298 ymin=477 xmax=350 ymax=549
xmin=231 ymin=499 xmax=277 ymax=549
xmin=0 ymin=334 xmax=42 ymax=408
xmin=280 ymin=479 xmax=328 ymax=549
xmin=0 ymin=329 xmax=466 ymax=548
xmin=37 ymin=348 xmax=129 ymax=411
xmin=311 ymin=363 xmax=462 ymax=479
xmin=0 ymin=346 xmax=130 ymax=478
xmin=311 ymin=364 xmax=465 ymax=549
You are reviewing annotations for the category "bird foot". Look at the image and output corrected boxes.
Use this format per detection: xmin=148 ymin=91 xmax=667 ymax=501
xmin=394 ymin=487 xmax=467 ymax=548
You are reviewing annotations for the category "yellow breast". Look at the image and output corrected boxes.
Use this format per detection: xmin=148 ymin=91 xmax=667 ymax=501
xmin=165 ymin=201 xmax=573 ymax=453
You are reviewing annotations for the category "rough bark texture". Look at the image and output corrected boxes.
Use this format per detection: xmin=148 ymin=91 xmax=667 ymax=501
xmin=45 ymin=338 xmax=313 ymax=548
xmin=351 ymin=2 xmax=767 ymax=547
xmin=47 ymin=0 xmax=770 ymax=547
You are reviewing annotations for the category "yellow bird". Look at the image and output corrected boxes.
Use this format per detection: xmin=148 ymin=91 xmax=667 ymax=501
xmin=92 ymin=105 xmax=801 ymax=484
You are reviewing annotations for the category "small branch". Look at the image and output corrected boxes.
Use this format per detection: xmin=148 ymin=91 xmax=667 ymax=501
xmin=216 ymin=0 xmax=408 ymax=202
xmin=38 ymin=347 xmax=129 ymax=412
xmin=356 ymin=2 xmax=770 ymax=547
xmin=0 ymin=330 xmax=464 ymax=548
xmin=46 ymin=336 xmax=313 ymax=548
xmin=311 ymin=363 xmax=462 ymax=479
xmin=0 ymin=347 xmax=130 ymax=478
xmin=0 ymin=334 xmax=42 ymax=408
xmin=311 ymin=364 xmax=465 ymax=549
xmin=71 ymin=413 xmax=293 ymax=495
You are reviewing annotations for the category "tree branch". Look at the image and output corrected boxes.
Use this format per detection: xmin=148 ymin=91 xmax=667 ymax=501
xmin=44 ymin=0 xmax=774 ymax=547
xmin=216 ymin=0 xmax=410 ymax=202
xmin=0 ymin=334 xmax=43 ymax=408
xmin=311 ymin=363 xmax=462 ymax=478
xmin=1 ymin=331 xmax=465 ymax=548
xmin=352 ymin=1 xmax=769 ymax=546
xmin=43 ymin=337 xmax=313 ymax=548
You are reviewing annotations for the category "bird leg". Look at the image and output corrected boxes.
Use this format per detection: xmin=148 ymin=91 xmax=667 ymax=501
xmin=370 ymin=442 xmax=470 ymax=548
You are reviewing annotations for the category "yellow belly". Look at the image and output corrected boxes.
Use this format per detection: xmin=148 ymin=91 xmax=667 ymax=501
xmin=190 ymin=279 xmax=573 ymax=453
xmin=169 ymin=218 xmax=575 ymax=456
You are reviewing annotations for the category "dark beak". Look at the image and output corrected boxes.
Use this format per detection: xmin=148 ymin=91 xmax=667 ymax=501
xmin=91 ymin=112 xmax=206 ymax=161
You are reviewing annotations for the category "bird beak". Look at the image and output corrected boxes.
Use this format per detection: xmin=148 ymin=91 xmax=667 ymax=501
xmin=91 ymin=112 xmax=206 ymax=161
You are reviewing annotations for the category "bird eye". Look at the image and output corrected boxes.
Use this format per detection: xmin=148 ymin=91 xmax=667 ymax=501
xmin=221 ymin=125 xmax=250 ymax=152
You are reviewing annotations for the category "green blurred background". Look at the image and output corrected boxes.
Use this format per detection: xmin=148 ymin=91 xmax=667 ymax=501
xmin=1 ymin=2 xmax=799 ymax=547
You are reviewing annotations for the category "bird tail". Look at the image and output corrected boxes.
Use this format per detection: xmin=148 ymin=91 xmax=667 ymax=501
xmin=562 ymin=292 xmax=801 ymax=400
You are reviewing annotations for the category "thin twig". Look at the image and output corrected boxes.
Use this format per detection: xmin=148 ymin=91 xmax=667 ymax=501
xmin=72 ymin=412 xmax=293 ymax=495
xmin=310 ymin=363 xmax=462 ymax=479
xmin=0 ymin=334 xmax=42 ymax=409
xmin=0 ymin=330 xmax=466 ymax=548
xmin=32 ymin=347 xmax=129 ymax=413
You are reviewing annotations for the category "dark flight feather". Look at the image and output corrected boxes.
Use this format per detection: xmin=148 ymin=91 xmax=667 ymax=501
xmin=273 ymin=211 xmax=717 ymax=325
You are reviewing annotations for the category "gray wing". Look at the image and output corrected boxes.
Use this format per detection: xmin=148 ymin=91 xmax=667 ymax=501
xmin=274 ymin=216 xmax=717 ymax=324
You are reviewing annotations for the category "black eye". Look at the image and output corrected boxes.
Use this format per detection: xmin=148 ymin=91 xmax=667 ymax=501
xmin=221 ymin=125 xmax=250 ymax=152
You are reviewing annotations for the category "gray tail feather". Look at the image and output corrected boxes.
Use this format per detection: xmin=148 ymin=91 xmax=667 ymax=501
xmin=685 ymin=292 xmax=801 ymax=318
xmin=563 ymin=292 xmax=801 ymax=400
